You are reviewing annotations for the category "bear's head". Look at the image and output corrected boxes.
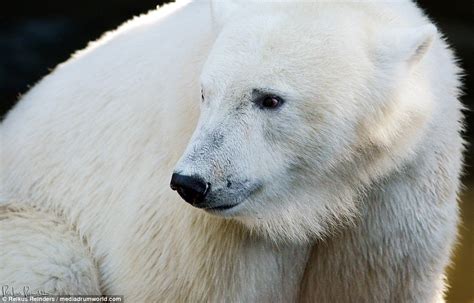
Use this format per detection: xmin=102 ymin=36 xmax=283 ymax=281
xmin=171 ymin=1 xmax=437 ymax=242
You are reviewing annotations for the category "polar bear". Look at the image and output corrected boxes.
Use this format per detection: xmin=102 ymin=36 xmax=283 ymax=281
xmin=0 ymin=0 xmax=464 ymax=302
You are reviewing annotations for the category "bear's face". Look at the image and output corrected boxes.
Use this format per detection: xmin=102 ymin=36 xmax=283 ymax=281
xmin=172 ymin=3 xmax=436 ymax=242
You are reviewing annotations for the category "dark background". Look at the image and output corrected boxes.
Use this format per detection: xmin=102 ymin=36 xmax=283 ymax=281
xmin=1 ymin=1 xmax=472 ymax=302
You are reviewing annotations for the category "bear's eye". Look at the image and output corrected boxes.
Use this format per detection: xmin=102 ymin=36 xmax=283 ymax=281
xmin=260 ymin=95 xmax=284 ymax=110
xmin=201 ymin=89 xmax=205 ymax=102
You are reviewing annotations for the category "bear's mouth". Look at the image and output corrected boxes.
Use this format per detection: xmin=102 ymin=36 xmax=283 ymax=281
xmin=204 ymin=203 xmax=239 ymax=212
xmin=200 ymin=181 xmax=263 ymax=214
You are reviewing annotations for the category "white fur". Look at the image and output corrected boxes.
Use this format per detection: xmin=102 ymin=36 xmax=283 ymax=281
xmin=0 ymin=0 xmax=463 ymax=302
xmin=0 ymin=204 xmax=101 ymax=295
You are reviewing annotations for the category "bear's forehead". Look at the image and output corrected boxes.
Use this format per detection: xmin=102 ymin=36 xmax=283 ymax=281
xmin=200 ymin=3 xmax=377 ymax=95
xmin=204 ymin=17 xmax=363 ymax=78
xmin=217 ymin=7 xmax=365 ymax=55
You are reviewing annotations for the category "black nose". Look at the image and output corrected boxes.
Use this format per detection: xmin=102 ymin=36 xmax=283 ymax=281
xmin=170 ymin=173 xmax=210 ymax=206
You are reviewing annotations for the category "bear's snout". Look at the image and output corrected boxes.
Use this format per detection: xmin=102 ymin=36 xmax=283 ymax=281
xmin=170 ymin=173 xmax=210 ymax=206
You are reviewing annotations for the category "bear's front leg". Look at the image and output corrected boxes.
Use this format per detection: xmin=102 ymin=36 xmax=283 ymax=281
xmin=0 ymin=203 xmax=101 ymax=296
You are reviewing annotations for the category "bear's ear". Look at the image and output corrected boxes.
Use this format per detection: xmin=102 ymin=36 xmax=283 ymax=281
xmin=210 ymin=0 xmax=245 ymax=28
xmin=376 ymin=24 xmax=437 ymax=67
xmin=361 ymin=25 xmax=438 ymax=164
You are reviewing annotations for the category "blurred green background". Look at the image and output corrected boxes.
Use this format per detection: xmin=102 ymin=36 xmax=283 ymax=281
xmin=0 ymin=1 xmax=472 ymax=302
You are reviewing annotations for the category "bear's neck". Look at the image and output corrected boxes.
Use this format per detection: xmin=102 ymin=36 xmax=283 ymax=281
xmin=299 ymin=149 xmax=459 ymax=302
xmin=106 ymin=203 xmax=312 ymax=302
